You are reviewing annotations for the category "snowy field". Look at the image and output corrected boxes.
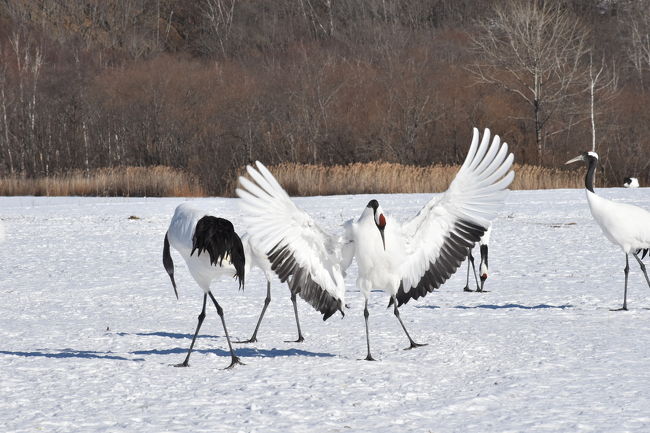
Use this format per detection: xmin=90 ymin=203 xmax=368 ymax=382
xmin=1 ymin=189 xmax=650 ymax=432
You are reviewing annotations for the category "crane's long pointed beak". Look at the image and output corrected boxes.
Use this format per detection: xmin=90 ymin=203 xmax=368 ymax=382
xmin=379 ymin=228 xmax=386 ymax=251
xmin=565 ymin=155 xmax=584 ymax=165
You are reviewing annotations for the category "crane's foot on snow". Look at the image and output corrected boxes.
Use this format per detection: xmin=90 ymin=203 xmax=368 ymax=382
xmin=284 ymin=336 xmax=305 ymax=343
xmin=235 ymin=337 xmax=257 ymax=344
xmin=173 ymin=361 xmax=190 ymax=368
xmin=610 ymin=306 xmax=628 ymax=311
xmin=224 ymin=356 xmax=244 ymax=370
xmin=360 ymin=354 xmax=376 ymax=361
xmin=404 ymin=341 xmax=427 ymax=350
xmin=463 ymin=287 xmax=474 ymax=292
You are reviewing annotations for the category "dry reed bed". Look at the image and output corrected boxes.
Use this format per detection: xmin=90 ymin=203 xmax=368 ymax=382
xmin=0 ymin=166 xmax=205 ymax=197
xmin=261 ymin=162 xmax=583 ymax=196
xmin=0 ymin=163 xmax=581 ymax=197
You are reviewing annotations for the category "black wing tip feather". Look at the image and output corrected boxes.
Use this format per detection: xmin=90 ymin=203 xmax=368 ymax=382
xmin=293 ymin=267 xmax=343 ymax=321
xmin=268 ymin=243 xmax=343 ymax=320
xmin=191 ymin=216 xmax=246 ymax=289
xmin=396 ymin=219 xmax=486 ymax=307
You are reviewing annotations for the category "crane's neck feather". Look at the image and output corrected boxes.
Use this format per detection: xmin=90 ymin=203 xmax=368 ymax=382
xmin=585 ymin=156 xmax=597 ymax=193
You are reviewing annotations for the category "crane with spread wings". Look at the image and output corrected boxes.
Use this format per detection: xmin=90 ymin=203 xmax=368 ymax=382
xmin=237 ymin=128 xmax=514 ymax=360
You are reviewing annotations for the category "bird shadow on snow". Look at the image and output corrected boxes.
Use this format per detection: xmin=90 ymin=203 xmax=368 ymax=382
xmin=453 ymin=303 xmax=573 ymax=310
xmin=131 ymin=346 xmax=335 ymax=359
xmin=0 ymin=345 xmax=334 ymax=362
xmin=0 ymin=349 xmax=143 ymax=361
xmin=115 ymin=331 xmax=220 ymax=339
xmin=415 ymin=303 xmax=572 ymax=310
xmin=119 ymin=331 xmax=336 ymax=358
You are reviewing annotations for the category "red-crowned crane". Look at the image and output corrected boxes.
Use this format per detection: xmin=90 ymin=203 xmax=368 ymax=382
xmin=237 ymin=128 xmax=514 ymax=360
xmin=567 ymin=152 xmax=650 ymax=310
xmin=623 ymin=177 xmax=639 ymax=188
xmin=463 ymin=225 xmax=491 ymax=293
xmin=163 ymin=203 xmax=245 ymax=369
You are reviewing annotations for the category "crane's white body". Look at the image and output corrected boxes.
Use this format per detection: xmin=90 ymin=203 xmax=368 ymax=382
xmin=167 ymin=203 xmax=305 ymax=344
xmin=163 ymin=202 xmax=246 ymax=368
xmin=241 ymin=232 xmax=274 ymax=280
xmin=586 ymin=191 xmax=650 ymax=254
xmin=167 ymin=203 xmax=245 ymax=292
xmin=351 ymin=205 xmax=494 ymax=298
xmin=348 ymin=206 xmax=405 ymax=298
xmin=567 ymin=151 xmax=650 ymax=311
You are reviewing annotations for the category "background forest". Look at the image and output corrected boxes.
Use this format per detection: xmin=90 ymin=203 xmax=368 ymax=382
xmin=0 ymin=0 xmax=648 ymax=195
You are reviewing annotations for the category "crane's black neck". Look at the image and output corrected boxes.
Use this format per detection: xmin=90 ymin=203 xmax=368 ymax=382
xmin=584 ymin=155 xmax=597 ymax=193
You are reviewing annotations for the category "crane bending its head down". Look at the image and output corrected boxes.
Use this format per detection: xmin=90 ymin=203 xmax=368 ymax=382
xmin=463 ymin=225 xmax=491 ymax=293
xmin=163 ymin=203 xmax=245 ymax=369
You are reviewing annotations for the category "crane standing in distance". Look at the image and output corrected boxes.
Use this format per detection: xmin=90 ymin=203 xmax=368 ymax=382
xmin=623 ymin=177 xmax=639 ymax=188
xmin=463 ymin=225 xmax=491 ymax=293
xmin=566 ymin=151 xmax=650 ymax=310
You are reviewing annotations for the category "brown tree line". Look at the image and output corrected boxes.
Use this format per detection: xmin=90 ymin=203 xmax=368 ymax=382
xmin=0 ymin=0 xmax=650 ymax=194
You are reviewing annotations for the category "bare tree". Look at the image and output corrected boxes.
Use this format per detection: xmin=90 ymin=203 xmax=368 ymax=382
xmin=586 ymin=53 xmax=617 ymax=153
xmin=624 ymin=0 xmax=650 ymax=90
xmin=0 ymin=63 xmax=14 ymax=175
xmin=470 ymin=0 xmax=590 ymax=161
xmin=202 ymin=0 xmax=237 ymax=58
xmin=8 ymin=31 xmax=43 ymax=175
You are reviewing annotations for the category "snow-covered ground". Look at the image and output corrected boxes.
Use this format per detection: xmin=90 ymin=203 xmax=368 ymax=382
xmin=1 ymin=189 xmax=650 ymax=432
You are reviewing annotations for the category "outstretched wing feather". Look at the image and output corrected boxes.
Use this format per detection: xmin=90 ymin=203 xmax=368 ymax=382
xmin=237 ymin=162 xmax=348 ymax=319
xmin=396 ymin=128 xmax=514 ymax=306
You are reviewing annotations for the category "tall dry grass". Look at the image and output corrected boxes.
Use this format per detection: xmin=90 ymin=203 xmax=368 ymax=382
xmin=248 ymin=162 xmax=583 ymax=196
xmin=0 ymin=166 xmax=205 ymax=197
xmin=0 ymin=162 xmax=582 ymax=197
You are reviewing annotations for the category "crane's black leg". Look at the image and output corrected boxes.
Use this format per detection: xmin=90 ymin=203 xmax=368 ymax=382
xmin=208 ymin=291 xmax=244 ymax=369
xmin=633 ymin=251 xmax=650 ymax=290
xmin=611 ymin=254 xmax=629 ymax=311
xmin=463 ymin=248 xmax=477 ymax=292
xmin=237 ymin=281 xmax=271 ymax=343
xmin=362 ymin=299 xmax=375 ymax=361
xmin=479 ymin=276 xmax=486 ymax=293
xmin=392 ymin=296 xmax=427 ymax=350
xmin=471 ymin=250 xmax=481 ymax=291
xmin=285 ymin=290 xmax=305 ymax=343
xmin=175 ymin=294 xmax=207 ymax=367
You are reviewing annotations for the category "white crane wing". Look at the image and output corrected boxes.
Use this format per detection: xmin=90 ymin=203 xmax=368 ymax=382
xmin=236 ymin=161 xmax=348 ymax=320
xmin=396 ymin=128 xmax=514 ymax=305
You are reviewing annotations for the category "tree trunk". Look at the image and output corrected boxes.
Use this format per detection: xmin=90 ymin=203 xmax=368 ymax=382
xmin=534 ymin=99 xmax=542 ymax=163
xmin=0 ymin=84 xmax=14 ymax=174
